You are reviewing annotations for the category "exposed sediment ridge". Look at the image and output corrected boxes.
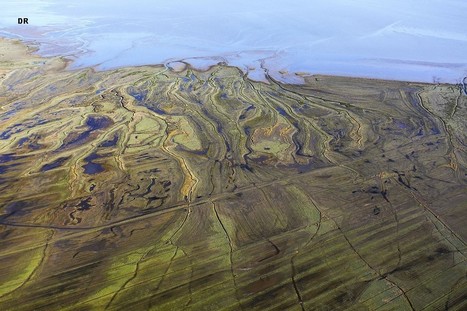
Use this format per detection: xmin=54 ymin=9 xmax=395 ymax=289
xmin=0 ymin=38 xmax=466 ymax=310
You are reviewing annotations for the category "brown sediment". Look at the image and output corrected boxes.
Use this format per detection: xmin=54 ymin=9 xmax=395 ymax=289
xmin=0 ymin=38 xmax=466 ymax=310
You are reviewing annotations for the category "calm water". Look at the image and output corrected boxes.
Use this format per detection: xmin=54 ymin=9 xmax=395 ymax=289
xmin=1 ymin=0 xmax=467 ymax=83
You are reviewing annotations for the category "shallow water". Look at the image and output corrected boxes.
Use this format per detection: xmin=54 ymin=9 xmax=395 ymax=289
xmin=1 ymin=0 xmax=467 ymax=83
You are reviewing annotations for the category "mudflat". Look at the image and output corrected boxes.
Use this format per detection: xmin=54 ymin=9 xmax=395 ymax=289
xmin=0 ymin=38 xmax=466 ymax=310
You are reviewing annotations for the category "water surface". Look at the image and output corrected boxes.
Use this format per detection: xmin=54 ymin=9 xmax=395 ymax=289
xmin=1 ymin=0 xmax=466 ymax=83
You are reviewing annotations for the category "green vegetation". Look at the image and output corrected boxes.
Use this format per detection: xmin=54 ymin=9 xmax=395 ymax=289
xmin=0 ymin=38 xmax=466 ymax=310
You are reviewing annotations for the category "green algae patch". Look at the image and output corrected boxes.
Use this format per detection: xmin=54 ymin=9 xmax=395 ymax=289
xmin=0 ymin=247 xmax=44 ymax=296
xmin=0 ymin=229 xmax=51 ymax=299
xmin=170 ymin=117 xmax=203 ymax=151
xmin=80 ymin=248 xmax=160 ymax=308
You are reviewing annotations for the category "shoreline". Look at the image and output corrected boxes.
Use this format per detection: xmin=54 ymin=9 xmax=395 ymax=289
xmin=1 ymin=36 xmax=464 ymax=87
